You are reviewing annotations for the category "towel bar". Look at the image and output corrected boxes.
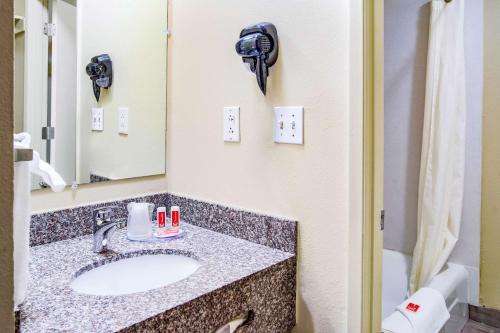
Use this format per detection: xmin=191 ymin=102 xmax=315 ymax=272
xmin=14 ymin=148 xmax=33 ymax=162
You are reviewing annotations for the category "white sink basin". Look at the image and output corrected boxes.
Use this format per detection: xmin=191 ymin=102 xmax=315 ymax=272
xmin=70 ymin=254 xmax=200 ymax=296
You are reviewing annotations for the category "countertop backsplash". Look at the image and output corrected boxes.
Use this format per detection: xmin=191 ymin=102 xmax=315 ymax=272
xmin=30 ymin=192 xmax=297 ymax=253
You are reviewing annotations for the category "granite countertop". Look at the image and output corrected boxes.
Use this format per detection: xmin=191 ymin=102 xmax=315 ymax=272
xmin=19 ymin=223 xmax=294 ymax=333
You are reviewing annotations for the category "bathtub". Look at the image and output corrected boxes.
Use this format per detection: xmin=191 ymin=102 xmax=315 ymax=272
xmin=382 ymin=249 xmax=469 ymax=332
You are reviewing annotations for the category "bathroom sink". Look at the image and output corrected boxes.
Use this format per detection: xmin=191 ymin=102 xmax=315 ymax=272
xmin=70 ymin=254 xmax=200 ymax=296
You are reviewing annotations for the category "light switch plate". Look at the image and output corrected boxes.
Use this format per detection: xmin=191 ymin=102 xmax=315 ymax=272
xmin=273 ymin=106 xmax=304 ymax=144
xmin=223 ymin=106 xmax=240 ymax=142
xmin=118 ymin=107 xmax=129 ymax=134
xmin=92 ymin=107 xmax=104 ymax=131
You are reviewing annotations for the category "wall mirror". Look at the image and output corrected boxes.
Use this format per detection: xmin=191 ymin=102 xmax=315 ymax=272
xmin=14 ymin=0 xmax=168 ymax=190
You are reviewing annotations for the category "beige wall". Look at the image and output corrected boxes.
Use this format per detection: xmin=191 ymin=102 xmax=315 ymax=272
xmin=77 ymin=0 xmax=167 ymax=183
xmin=32 ymin=0 xmax=364 ymax=331
xmin=480 ymin=0 xmax=500 ymax=309
xmin=0 ymin=0 xmax=15 ymax=330
xmin=167 ymin=0 xmax=361 ymax=331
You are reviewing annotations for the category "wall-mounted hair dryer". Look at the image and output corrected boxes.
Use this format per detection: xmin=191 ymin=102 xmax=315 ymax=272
xmin=235 ymin=22 xmax=278 ymax=95
xmin=86 ymin=54 xmax=113 ymax=102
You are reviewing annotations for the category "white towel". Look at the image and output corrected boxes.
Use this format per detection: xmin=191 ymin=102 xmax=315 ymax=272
xmin=13 ymin=133 xmax=66 ymax=308
xmin=13 ymin=152 xmax=31 ymax=309
xmin=14 ymin=133 xmax=66 ymax=192
xmin=396 ymin=287 xmax=449 ymax=333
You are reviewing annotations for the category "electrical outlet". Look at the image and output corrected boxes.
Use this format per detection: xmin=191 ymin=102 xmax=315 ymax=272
xmin=118 ymin=107 xmax=129 ymax=134
xmin=92 ymin=107 xmax=104 ymax=131
xmin=273 ymin=106 xmax=304 ymax=144
xmin=223 ymin=106 xmax=240 ymax=142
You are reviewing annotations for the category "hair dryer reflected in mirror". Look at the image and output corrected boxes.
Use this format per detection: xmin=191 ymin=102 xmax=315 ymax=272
xmin=86 ymin=54 xmax=113 ymax=102
xmin=235 ymin=22 xmax=278 ymax=96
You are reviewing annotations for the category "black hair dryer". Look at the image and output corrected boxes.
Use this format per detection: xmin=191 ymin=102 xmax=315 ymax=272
xmin=86 ymin=54 xmax=113 ymax=102
xmin=235 ymin=22 xmax=278 ymax=96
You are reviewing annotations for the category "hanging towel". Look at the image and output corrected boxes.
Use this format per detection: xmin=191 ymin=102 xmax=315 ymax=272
xmin=396 ymin=287 xmax=450 ymax=333
xmin=13 ymin=133 xmax=66 ymax=308
xmin=14 ymin=133 xmax=66 ymax=192
xmin=13 ymin=144 xmax=31 ymax=309
xmin=410 ymin=0 xmax=466 ymax=293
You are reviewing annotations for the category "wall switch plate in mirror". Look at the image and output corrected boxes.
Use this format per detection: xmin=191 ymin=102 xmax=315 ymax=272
xmin=119 ymin=107 xmax=129 ymax=135
xmin=92 ymin=108 xmax=104 ymax=131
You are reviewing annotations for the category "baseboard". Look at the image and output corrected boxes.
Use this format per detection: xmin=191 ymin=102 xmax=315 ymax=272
xmin=469 ymin=305 xmax=500 ymax=328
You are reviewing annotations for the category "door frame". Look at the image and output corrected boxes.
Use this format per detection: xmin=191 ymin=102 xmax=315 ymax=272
xmin=362 ymin=0 xmax=384 ymax=332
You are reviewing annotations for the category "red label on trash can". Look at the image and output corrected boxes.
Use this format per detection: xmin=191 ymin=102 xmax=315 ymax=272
xmin=406 ymin=303 xmax=420 ymax=312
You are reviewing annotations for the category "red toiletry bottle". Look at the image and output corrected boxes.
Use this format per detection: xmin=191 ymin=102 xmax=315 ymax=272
xmin=171 ymin=206 xmax=180 ymax=230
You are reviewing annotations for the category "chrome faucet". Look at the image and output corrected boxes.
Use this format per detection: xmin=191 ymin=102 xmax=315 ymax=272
xmin=92 ymin=206 xmax=120 ymax=253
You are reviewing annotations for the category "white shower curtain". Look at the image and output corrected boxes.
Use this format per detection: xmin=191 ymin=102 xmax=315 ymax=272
xmin=409 ymin=0 xmax=466 ymax=294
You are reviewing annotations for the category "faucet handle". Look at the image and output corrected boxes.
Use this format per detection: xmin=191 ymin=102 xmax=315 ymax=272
xmin=92 ymin=206 xmax=121 ymax=253
xmin=93 ymin=206 xmax=118 ymax=226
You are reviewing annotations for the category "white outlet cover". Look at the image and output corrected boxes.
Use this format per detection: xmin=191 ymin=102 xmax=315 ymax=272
xmin=118 ymin=107 xmax=129 ymax=134
xmin=92 ymin=107 xmax=104 ymax=131
xmin=273 ymin=106 xmax=304 ymax=144
xmin=223 ymin=106 xmax=240 ymax=142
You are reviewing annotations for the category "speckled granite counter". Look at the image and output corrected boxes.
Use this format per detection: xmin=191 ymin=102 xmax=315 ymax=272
xmin=19 ymin=223 xmax=296 ymax=333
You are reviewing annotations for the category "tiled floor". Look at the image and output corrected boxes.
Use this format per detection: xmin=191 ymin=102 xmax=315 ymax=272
xmin=461 ymin=320 xmax=500 ymax=333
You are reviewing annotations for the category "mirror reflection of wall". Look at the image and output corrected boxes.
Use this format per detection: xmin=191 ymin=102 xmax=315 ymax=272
xmin=13 ymin=0 xmax=167 ymax=190
xmin=78 ymin=0 xmax=167 ymax=184
xmin=52 ymin=0 xmax=77 ymax=188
